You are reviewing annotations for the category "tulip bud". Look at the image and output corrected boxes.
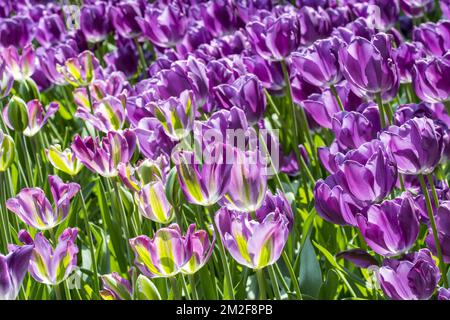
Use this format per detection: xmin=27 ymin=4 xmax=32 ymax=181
xmin=135 ymin=181 xmax=174 ymax=224
xmin=46 ymin=144 xmax=83 ymax=176
xmin=0 ymin=130 xmax=15 ymax=171
xmin=59 ymin=51 xmax=98 ymax=87
xmin=100 ymin=272 xmax=132 ymax=300
xmin=4 ymin=96 xmax=28 ymax=132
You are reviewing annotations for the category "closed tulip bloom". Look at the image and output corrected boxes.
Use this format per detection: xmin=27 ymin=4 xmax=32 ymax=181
xmin=80 ymin=1 xmax=112 ymax=43
xmin=6 ymin=175 xmax=80 ymax=230
xmin=412 ymin=21 xmax=450 ymax=56
xmin=3 ymin=44 xmax=36 ymax=81
xmin=38 ymin=43 xmax=78 ymax=86
xmin=135 ymin=181 xmax=174 ymax=224
xmin=438 ymin=287 xmax=450 ymax=300
xmin=109 ymin=0 xmax=144 ymax=39
xmin=378 ymin=249 xmax=440 ymax=300
xmin=220 ymin=149 xmax=267 ymax=212
xmin=100 ymin=272 xmax=132 ymax=300
xmin=3 ymin=97 xmax=59 ymax=137
xmin=0 ymin=245 xmax=33 ymax=300
xmin=380 ymin=117 xmax=444 ymax=175
xmin=246 ymin=13 xmax=300 ymax=61
xmin=215 ymin=207 xmax=290 ymax=269
xmin=45 ymin=145 xmax=83 ymax=176
xmin=135 ymin=117 xmax=175 ymax=160
xmin=181 ymin=225 xmax=215 ymax=275
xmin=75 ymin=96 xmax=126 ymax=133
xmin=338 ymin=34 xmax=399 ymax=101
xmin=242 ymin=55 xmax=285 ymax=92
xmin=152 ymin=90 xmax=194 ymax=140
xmin=0 ymin=16 xmax=34 ymax=49
xmin=334 ymin=139 xmax=398 ymax=203
xmin=200 ymin=0 xmax=240 ymax=37
xmin=400 ymin=0 xmax=434 ymax=18
xmin=298 ymin=6 xmax=332 ymax=46
xmin=0 ymin=130 xmax=14 ymax=172
xmin=314 ymin=175 xmax=361 ymax=226
xmin=129 ymin=224 xmax=192 ymax=278
xmin=393 ymin=42 xmax=426 ymax=83
xmin=35 ymin=13 xmax=66 ymax=48
xmin=71 ymin=130 xmax=136 ymax=177
xmin=425 ymin=201 xmax=450 ymax=263
xmin=137 ymin=3 xmax=187 ymax=48
xmin=412 ymin=54 xmax=450 ymax=103
xmin=291 ymin=36 xmax=343 ymax=88
xmin=173 ymin=143 xmax=232 ymax=206
xmin=58 ymin=51 xmax=99 ymax=87
xmin=17 ymin=228 xmax=78 ymax=285
xmin=256 ymin=190 xmax=295 ymax=230
xmin=357 ymin=196 xmax=419 ymax=256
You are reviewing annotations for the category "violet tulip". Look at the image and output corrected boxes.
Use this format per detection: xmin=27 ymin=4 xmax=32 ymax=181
xmin=0 ymin=245 xmax=33 ymax=300
xmin=425 ymin=201 xmax=450 ymax=263
xmin=80 ymin=1 xmax=112 ymax=43
xmin=412 ymin=54 xmax=450 ymax=103
xmin=3 ymin=44 xmax=36 ymax=81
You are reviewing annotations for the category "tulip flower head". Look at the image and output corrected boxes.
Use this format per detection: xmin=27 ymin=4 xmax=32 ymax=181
xmin=0 ymin=130 xmax=14 ymax=172
xmin=0 ymin=245 xmax=33 ymax=300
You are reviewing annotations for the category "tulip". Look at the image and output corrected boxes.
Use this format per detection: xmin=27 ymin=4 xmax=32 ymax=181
xmin=173 ymin=143 xmax=232 ymax=206
xmin=246 ymin=13 xmax=300 ymax=61
xmin=0 ymin=245 xmax=33 ymax=300
xmin=400 ymin=0 xmax=434 ymax=18
xmin=6 ymin=175 xmax=80 ymax=230
xmin=46 ymin=145 xmax=84 ymax=176
xmin=109 ymin=0 xmax=144 ymax=39
xmin=425 ymin=201 xmax=450 ymax=263
xmin=37 ymin=42 xmax=78 ymax=86
xmin=71 ymin=130 xmax=136 ymax=178
xmin=336 ymin=249 xmax=379 ymax=269
xmin=298 ymin=6 xmax=331 ymax=46
xmin=378 ymin=249 xmax=440 ymax=300
xmin=100 ymin=272 xmax=132 ymax=300
xmin=393 ymin=42 xmax=426 ymax=83
xmin=17 ymin=228 xmax=78 ymax=285
xmin=380 ymin=117 xmax=444 ymax=175
xmin=3 ymin=44 xmax=36 ymax=81
xmin=291 ymin=36 xmax=343 ymax=88
xmin=135 ymin=181 xmax=174 ymax=224
xmin=200 ymin=0 xmax=240 ymax=37
xmin=75 ymin=96 xmax=126 ymax=133
xmin=438 ymin=287 xmax=450 ymax=300
xmin=35 ymin=14 xmax=66 ymax=48
xmin=0 ymin=130 xmax=14 ymax=172
xmin=80 ymin=1 xmax=112 ymax=43
xmin=215 ymin=207 xmax=290 ymax=269
xmin=2 ymin=97 xmax=59 ymax=137
xmin=412 ymin=21 xmax=450 ymax=57
xmin=129 ymin=224 xmax=192 ymax=278
xmin=357 ymin=196 xmax=419 ymax=256
xmin=242 ymin=55 xmax=285 ymax=93
xmin=137 ymin=3 xmax=187 ymax=48
xmin=58 ymin=51 xmax=99 ymax=87
xmin=256 ymin=190 xmax=295 ymax=230
xmin=0 ymin=60 xmax=13 ymax=98
xmin=412 ymin=54 xmax=450 ymax=103
xmin=135 ymin=117 xmax=175 ymax=160
xmin=334 ymin=139 xmax=398 ymax=203
xmin=0 ymin=16 xmax=34 ymax=49
xmin=338 ymin=34 xmax=399 ymax=101
xmin=151 ymin=90 xmax=194 ymax=141
xmin=181 ymin=226 xmax=215 ymax=275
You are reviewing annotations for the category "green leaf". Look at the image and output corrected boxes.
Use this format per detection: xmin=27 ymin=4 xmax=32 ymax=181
xmin=312 ymin=241 xmax=344 ymax=271
xmin=299 ymin=236 xmax=322 ymax=298
xmin=136 ymin=275 xmax=161 ymax=300
xmin=319 ymin=269 xmax=340 ymax=300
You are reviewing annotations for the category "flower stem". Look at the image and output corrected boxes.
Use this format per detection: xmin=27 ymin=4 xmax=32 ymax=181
xmin=282 ymin=251 xmax=302 ymax=300
xmin=330 ymin=84 xmax=344 ymax=112
xmin=375 ymin=92 xmax=387 ymax=128
xmin=418 ymin=173 xmax=448 ymax=287
xmin=134 ymin=37 xmax=148 ymax=72
xmin=188 ymin=274 xmax=199 ymax=300
xmin=255 ymin=268 xmax=267 ymax=299
xmin=170 ymin=277 xmax=181 ymax=300
xmin=268 ymin=265 xmax=281 ymax=300
xmin=206 ymin=207 xmax=235 ymax=299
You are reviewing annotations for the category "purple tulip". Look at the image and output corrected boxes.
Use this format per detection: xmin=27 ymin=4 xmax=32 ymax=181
xmin=357 ymin=196 xmax=419 ymax=256
xmin=173 ymin=143 xmax=232 ymax=206
xmin=425 ymin=201 xmax=450 ymax=263
xmin=71 ymin=130 xmax=136 ymax=177
xmin=2 ymin=97 xmax=59 ymax=137
xmin=314 ymin=175 xmax=361 ymax=226
xmin=129 ymin=224 xmax=193 ymax=278
xmin=291 ymin=36 xmax=343 ymax=88
xmin=35 ymin=13 xmax=66 ymax=48
xmin=378 ymin=249 xmax=440 ymax=300
xmin=400 ymin=0 xmax=434 ymax=18
xmin=16 ymin=228 xmax=78 ymax=285
xmin=137 ymin=3 xmax=187 ymax=48
xmin=380 ymin=117 xmax=444 ymax=175
xmin=58 ymin=50 xmax=100 ymax=87
xmin=6 ymin=175 xmax=80 ymax=230
xmin=246 ymin=13 xmax=300 ymax=61
xmin=0 ymin=59 xmax=13 ymax=98
xmin=393 ymin=42 xmax=426 ymax=83
xmin=80 ymin=1 xmax=112 ymax=43
xmin=242 ymin=55 xmax=285 ymax=92
xmin=135 ymin=180 xmax=174 ymax=224
xmin=352 ymin=0 xmax=399 ymax=30
xmin=0 ymin=16 xmax=34 ymax=48
xmin=442 ymin=0 xmax=450 ymax=18
xmin=298 ymin=6 xmax=332 ymax=46
xmin=3 ymin=44 xmax=36 ymax=81
xmin=256 ymin=190 xmax=295 ymax=230
xmin=338 ymin=33 xmax=399 ymax=101
xmin=104 ymin=38 xmax=138 ymax=77
xmin=200 ymin=0 xmax=241 ymax=37
xmin=438 ymin=287 xmax=450 ymax=300
xmin=135 ymin=117 xmax=175 ymax=160
xmin=0 ymin=245 xmax=33 ymax=300
xmin=100 ymin=272 xmax=132 ymax=300
xmin=215 ymin=206 xmax=290 ymax=269
xmin=412 ymin=54 xmax=450 ymax=103
xmin=412 ymin=21 xmax=450 ymax=56
xmin=181 ymin=226 xmax=215 ymax=275
xmin=38 ymin=42 xmax=78 ymax=86
xmin=336 ymin=249 xmax=379 ymax=268
xmin=109 ymin=0 xmax=144 ymax=39
xmin=334 ymin=139 xmax=398 ymax=203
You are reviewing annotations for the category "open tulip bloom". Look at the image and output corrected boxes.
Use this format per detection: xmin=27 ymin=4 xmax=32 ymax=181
xmin=4 ymin=0 xmax=450 ymax=303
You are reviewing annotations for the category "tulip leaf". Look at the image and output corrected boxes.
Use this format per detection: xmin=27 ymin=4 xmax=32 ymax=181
xmin=299 ymin=236 xmax=322 ymax=299
xmin=136 ymin=275 xmax=161 ymax=300
xmin=319 ymin=269 xmax=340 ymax=300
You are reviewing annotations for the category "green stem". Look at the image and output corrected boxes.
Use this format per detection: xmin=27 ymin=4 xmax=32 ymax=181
xmin=330 ymin=84 xmax=344 ymax=112
xmin=264 ymin=89 xmax=281 ymax=117
xmin=376 ymin=92 xmax=386 ymax=128
xmin=418 ymin=173 xmax=448 ymax=287
xmin=170 ymin=277 xmax=181 ymax=300
xmin=282 ymin=251 xmax=302 ymax=300
xmin=206 ymin=207 xmax=235 ymax=299
xmin=134 ymin=38 xmax=148 ymax=71
xmin=188 ymin=274 xmax=199 ymax=300
xmin=268 ymin=265 xmax=281 ymax=300
xmin=255 ymin=268 xmax=267 ymax=299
